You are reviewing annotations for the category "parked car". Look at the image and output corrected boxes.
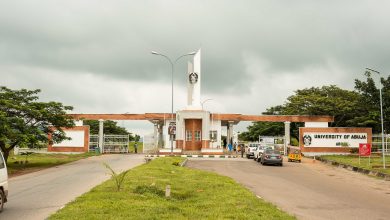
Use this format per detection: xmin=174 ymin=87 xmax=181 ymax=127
xmin=246 ymin=143 xmax=259 ymax=159
xmin=0 ymin=151 xmax=8 ymax=212
xmin=260 ymin=149 xmax=283 ymax=166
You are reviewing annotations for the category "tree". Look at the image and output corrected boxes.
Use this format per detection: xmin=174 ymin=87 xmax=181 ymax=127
xmin=83 ymin=120 xmax=137 ymax=141
xmin=0 ymin=87 xmax=75 ymax=162
xmin=354 ymin=71 xmax=390 ymax=133
xmin=242 ymin=85 xmax=363 ymax=142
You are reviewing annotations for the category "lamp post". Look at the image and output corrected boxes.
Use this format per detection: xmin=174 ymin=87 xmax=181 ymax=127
xmin=152 ymin=51 xmax=196 ymax=154
xmin=201 ymin=98 xmax=213 ymax=110
xmin=366 ymin=68 xmax=386 ymax=169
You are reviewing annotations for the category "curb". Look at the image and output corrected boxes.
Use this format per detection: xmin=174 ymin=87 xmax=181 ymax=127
xmin=316 ymin=157 xmax=390 ymax=181
xmin=145 ymin=154 xmax=239 ymax=159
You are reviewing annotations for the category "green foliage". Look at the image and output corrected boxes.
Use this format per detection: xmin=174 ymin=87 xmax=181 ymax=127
xmin=50 ymin=157 xmax=295 ymax=219
xmin=103 ymin=162 xmax=130 ymax=191
xmin=242 ymin=83 xmax=381 ymax=141
xmin=0 ymin=86 xmax=75 ymax=162
xmin=240 ymin=122 xmax=284 ymax=141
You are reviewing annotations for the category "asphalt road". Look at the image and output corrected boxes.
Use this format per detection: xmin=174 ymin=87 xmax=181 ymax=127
xmin=187 ymin=157 xmax=390 ymax=220
xmin=2 ymin=154 xmax=145 ymax=220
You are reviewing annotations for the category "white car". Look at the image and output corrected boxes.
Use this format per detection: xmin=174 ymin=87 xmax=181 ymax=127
xmin=0 ymin=151 xmax=8 ymax=212
xmin=253 ymin=145 xmax=267 ymax=162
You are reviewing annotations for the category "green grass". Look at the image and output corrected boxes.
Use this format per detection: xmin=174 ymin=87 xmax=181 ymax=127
xmin=320 ymin=155 xmax=390 ymax=175
xmin=7 ymin=152 xmax=98 ymax=176
xmin=128 ymin=141 xmax=143 ymax=153
xmin=49 ymin=157 xmax=295 ymax=220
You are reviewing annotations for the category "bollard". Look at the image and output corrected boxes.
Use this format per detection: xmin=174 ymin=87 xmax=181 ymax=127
xmin=165 ymin=185 xmax=171 ymax=197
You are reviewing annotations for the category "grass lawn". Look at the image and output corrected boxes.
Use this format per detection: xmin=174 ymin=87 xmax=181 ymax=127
xmin=320 ymin=154 xmax=390 ymax=175
xmin=50 ymin=157 xmax=295 ymax=220
xmin=7 ymin=152 xmax=99 ymax=176
xmin=128 ymin=142 xmax=143 ymax=153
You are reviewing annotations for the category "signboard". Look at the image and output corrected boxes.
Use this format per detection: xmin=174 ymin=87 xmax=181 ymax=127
xmin=302 ymin=133 xmax=368 ymax=148
xmin=359 ymin=143 xmax=371 ymax=156
xmin=168 ymin=122 xmax=176 ymax=135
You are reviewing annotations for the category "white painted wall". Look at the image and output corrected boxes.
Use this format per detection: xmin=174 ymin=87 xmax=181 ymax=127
xmin=210 ymin=119 xmax=222 ymax=148
xmin=53 ymin=130 xmax=85 ymax=147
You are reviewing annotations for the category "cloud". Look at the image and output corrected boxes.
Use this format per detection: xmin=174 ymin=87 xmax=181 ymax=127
xmin=1 ymin=0 xmax=390 ymax=134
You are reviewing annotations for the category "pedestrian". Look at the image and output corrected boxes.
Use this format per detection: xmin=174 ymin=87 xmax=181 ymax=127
xmin=134 ymin=143 xmax=138 ymax=154
xmin=241 ymin=144 xmax=245 ymax=158
xmin=228 ymin=143 xmax=233 ymax=152
xmin=233 ymin=142 xmax=237 ymax=153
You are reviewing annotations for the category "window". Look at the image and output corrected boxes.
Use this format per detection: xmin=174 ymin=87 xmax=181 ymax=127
xmin=186 ymin=130 xmax=192 ymax=141
xmin=195 ymin=131 xmax=201 ymax=141
xmin=210 ymin=130 xmax=217 ymax=142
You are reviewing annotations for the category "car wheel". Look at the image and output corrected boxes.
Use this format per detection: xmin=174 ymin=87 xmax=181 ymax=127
xmin=0 ymin=189 xmax=4 ymax=213
xmin=280 ymin=163 xmax=283 ymax=166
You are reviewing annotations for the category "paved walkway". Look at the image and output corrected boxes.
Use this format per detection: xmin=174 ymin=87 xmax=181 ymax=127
xmin=2 ymin=154 xmax=145 ymax=220
xmin=187 ymin=157 xmax=390 ymax=220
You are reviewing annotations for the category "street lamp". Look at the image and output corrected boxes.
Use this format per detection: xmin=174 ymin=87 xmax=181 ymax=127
xmin=366 ymin=68 xmax=386 ymax=169
xmin=201 ymin=98 xmax=213 ymax=110
xmin=152 ymin=51 xmax=196 ymax=154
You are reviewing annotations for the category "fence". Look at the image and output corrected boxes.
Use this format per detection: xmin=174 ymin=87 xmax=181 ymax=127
xmin=143 ymin=133 xmax=157 ymax=154
xmin=89 ymin=134 xmax=129 ymax=153
xmin=372 ymin=134 xmax=390 ymax=154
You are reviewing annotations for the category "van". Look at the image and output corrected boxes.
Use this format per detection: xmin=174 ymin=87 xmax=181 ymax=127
xmin=0 ymin=151 xmax=8 ymax=212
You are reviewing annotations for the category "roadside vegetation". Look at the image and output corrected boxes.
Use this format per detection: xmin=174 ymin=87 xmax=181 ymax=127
xmin=7 ymin=152 xmax=98 ymax=176
xmin=49 ymin=157 xmax=296 ymax=220
xmin=320 ymin=154 xmax=390 ymax=175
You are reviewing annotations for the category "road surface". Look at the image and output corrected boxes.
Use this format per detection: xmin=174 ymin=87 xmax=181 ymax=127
xmin=2 ymin=154 xmax=145 ymax=220
xmin=187 ymin=157 xmax=390 ymax=220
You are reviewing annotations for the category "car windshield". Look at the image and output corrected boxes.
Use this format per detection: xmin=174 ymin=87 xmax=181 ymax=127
xmin=265 ymin=149 xmax=279 ymax=155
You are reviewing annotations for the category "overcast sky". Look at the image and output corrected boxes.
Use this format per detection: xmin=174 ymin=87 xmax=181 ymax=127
xmin=2 ymin=1 xmax=390 ymax=135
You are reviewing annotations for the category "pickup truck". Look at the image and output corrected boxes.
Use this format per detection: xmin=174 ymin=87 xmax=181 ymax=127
xmin=246 ymin=143 xmax=259 ymax=159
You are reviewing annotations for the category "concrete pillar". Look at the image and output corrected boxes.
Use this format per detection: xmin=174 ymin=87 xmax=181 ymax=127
xmin=284 ymin=121 xmax=291 ymax=155
xmin=227 ymin=121 xmax=234 ymax=145
xmin=158 ymin=123 xmax=164 ymax=148
xmin=153 ymin=120 xmax=159 ymax=149
xmin=98 ymin=119 xmax=104 ymax=154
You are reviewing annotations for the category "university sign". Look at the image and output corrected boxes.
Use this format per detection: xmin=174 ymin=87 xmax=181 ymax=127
xmin=302 ymin=133 xmax=368 ymax=148
xmin=299 ymin=127 xmax=372 ymax=156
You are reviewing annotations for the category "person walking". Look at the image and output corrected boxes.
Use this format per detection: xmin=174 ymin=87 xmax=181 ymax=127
xmin=134 ymin=143 xmax=138 ymax=154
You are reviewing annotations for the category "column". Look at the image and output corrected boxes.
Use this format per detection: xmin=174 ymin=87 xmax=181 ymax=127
xmin=284 ymin=121 xmax=291 ymax=155
xmin=158 ymin=123 xmax=164 ymax=148
xmin=153 ymin=120 xmax=159 ymax=149
xmin=98 ymin=119 xmax=104 ymax=154
xmin=227 ymin=121 xmax=234 ymax=145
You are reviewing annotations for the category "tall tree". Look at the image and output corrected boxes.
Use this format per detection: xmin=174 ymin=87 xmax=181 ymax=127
xmin=241 ymin=85 xmax=363 ymax=142
xmin=354 ymin=71 xmax=390 ymax=133
xmin=0 ymin=87 xmax=74 ymax=162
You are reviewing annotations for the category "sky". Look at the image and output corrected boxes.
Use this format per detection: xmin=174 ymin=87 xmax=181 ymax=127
xmin=2 ymin=0 xmax=390 ymax=136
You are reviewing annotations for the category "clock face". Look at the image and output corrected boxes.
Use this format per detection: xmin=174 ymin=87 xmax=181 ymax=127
xmin=189 ymin=72 xmax=198 ymax=84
